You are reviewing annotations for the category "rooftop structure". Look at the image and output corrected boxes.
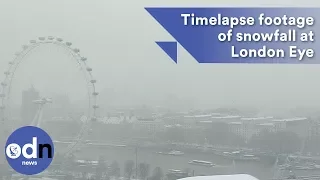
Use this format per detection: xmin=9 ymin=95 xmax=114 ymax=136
xmin=272 ymin=117 xmax=308 ymax=122
xmin=178 ymin=174 xmax=259 ymax=180
xmin=240 ymin=116 xmax=273 ymax=121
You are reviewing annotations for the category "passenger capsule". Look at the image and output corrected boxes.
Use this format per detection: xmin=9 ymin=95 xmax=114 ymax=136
xmin=93 ymin=92 xmax=99 ymax=96
xmin=8 ymin=61 xmax=14 ymax=65
xmin=56 ymin=38 xmax=63 ymax=42
xmin=1 ymin=82 xmax=7 ymax=86
xmin=93 ymin=105 xmax=99 ymax=109
xmin=30 ymin=40 xmax=36 ymax=44
xmin=48 ymin=36 xmax=54 ymax=40
xmin=81 ymin=57 xmax=87 ymax=61
xmin=73 ymin=48 xmax=80 ymax=53
xmin=4 ymin=72 xmax=10 ymax=75
xmin=86 ymin=67 xmax=92 ymax=72
xmin=38 ymin=37 xmax=45 ymax=41
xmin=66 ymin=42 xmax=72 ymax=46
xmin=90 ymin=80 xmax=96 ymax=83
xmin=91 ymin=117 xmax=97 ymax=121
xmin=22 ymin=45 xmax=28 ymax=50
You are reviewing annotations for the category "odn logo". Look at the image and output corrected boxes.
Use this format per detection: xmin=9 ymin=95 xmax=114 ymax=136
xmin=5 ymin=126 xmax=54 ymax=175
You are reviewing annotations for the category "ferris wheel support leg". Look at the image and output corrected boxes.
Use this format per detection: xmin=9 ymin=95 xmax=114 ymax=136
xmin=36 ymin=106 xmax=44 ymax=128
xmin=30 ymin=107 xmax=40 ymax=126
xmin=31 ymin=105 xmax=44 ymax=127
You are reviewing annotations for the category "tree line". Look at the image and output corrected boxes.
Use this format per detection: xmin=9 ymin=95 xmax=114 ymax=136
xmin=51 ymin=155 xmax=164 ymax=180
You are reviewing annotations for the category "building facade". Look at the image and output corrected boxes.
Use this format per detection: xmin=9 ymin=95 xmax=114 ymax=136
xmin=133 ymin=117 xmax=165 ymax=132
xmin=227 ymin=116 xmax=274 ymax=141
xmin=228 ymin=117 xmax=311 ymax=141
xmin=272 ymin=117 xmax=310 ymax=138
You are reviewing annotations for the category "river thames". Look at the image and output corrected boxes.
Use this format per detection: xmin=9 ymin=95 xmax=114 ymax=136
xmin=1 ymin=140 xmax=320 ymax=180
xmin=58 ymin=145 xmax=280 ymax=180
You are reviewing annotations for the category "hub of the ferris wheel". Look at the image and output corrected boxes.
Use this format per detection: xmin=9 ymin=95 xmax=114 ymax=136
xmin=33 ymin=97 xmax=53 ymax=105
xmin=31 ymin=97 xmax=52 ymax=127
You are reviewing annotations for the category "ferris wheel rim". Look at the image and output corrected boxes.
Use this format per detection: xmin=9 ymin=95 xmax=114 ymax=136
xmin=0 ymin=36 xmax=99 ymax=156
xmin=2 ymin=41 xmax=97 ymax=117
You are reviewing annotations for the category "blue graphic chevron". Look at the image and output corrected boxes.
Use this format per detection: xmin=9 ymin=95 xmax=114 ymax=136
xmin=156 ymin=41 xmax=178 ymax=63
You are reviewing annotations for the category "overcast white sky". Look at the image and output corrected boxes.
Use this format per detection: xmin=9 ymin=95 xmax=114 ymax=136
xmin=0 ymin=0 xmax=319 ymax=111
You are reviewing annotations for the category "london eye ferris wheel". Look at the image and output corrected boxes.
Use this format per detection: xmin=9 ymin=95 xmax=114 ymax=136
xmin=0 ymin=36 xmax=99 ymax=156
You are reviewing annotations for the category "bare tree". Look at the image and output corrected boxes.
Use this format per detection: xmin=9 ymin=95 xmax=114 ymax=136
xmin=96 ymin=156 xmax=107 ymax=180
xmin=64 ymin=174 xmax=74 ymax=180
xmin=124 ymin=160 xmax=135 ymax=179
xmin=104 ymin=174 xmax=110 ymax=180
xmin=64 ymin=154 xmax=77 ymax=174
xmin=151 ymin=167 xmax=163 ymax=180
xmin=183 ymin=168 xmax=191 ymax=176
xmin=109 ymin=161 xmax=120 ymax=178
xmin=138 ymin=163 xmax=150 ymax=180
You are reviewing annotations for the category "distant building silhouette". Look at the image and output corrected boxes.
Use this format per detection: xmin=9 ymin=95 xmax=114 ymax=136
xmin=20 ymin=85 xmax=39 ymax=125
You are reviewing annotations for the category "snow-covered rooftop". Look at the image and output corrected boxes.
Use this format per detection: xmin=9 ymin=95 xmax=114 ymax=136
xmin=178 ymin=174 xmax=259 ymax=180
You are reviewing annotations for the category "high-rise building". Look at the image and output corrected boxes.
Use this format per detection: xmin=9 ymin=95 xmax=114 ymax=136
xmin=20 ymin=86 xmax=39 ymax=125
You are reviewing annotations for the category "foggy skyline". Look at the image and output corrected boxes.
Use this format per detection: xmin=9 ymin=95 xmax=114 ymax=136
xmin=0 ymin=0 xmax=320 ymax=111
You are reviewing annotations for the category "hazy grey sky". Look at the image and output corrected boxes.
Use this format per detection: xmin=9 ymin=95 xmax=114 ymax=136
xmin=0 ymin=0 xmax=319 ymax=110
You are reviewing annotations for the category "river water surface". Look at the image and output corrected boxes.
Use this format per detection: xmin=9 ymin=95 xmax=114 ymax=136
xmin=58 ymin=145 xmax=283 ymax=180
